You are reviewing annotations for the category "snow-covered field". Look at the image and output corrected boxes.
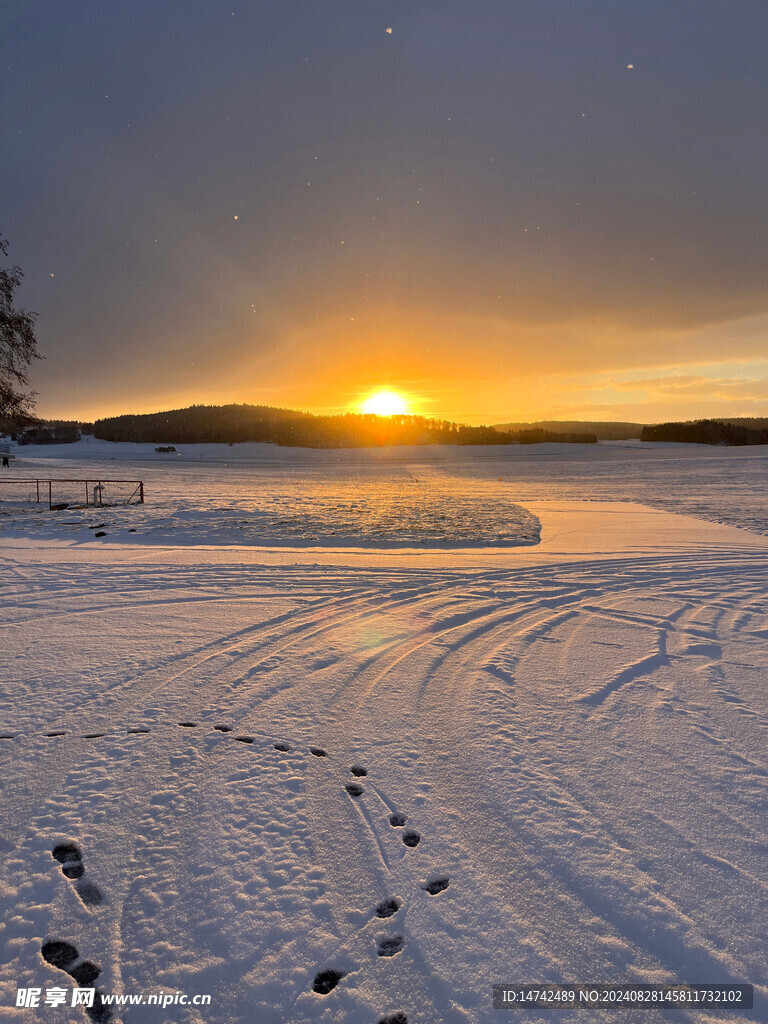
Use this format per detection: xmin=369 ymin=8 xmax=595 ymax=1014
xmin=1 ymin=441 xmax=766 ymax=1023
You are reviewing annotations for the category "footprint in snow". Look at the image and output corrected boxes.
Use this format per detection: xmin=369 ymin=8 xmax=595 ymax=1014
xmin=377 ymin=936 xmax=404 ymax=958
xmin=213 ymin=724 xmax=232 ymax=733
xmin=52 ymin=843 xmax=84 ymax=879
xmin=177 ymin=721 xmax=197 ymax=728
xmin=274 ymin=742 xmax=291 ymax=751
xmin=42 ymin=940 xmax=100 ymax=984
xmin=421 ymin=876 xmax=449 ymax=895
xmin=52 ymin=843 xmax=104 ymax=906
xmin=375 ymin=897 xmax=401 ymax=919
xmin=350 ymin=765 xmax=367 ymax=777
xmin=310 ymin=747 xmax=328 ymax=757
xmin=345 ymin=783 xmax=364 ymax=797
xmin=388 ymin=812 xmax=407 ymax=827
xmin=312 ymin=968 xmax=346 ymax=994
xmin=41 ymin=941 xmax=111 ymax=1022
xmin=402 ymin=830 xmax=421 ymax=848
xmin=379 ymin=1015 xmax=408 ymax=1024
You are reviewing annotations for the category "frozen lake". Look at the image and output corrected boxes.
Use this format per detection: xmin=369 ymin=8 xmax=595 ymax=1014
xmin=1 ymin=438 xmax=767 ymax=545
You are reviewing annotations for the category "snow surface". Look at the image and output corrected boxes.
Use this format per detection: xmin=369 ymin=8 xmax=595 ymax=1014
xmin=0 ymin=443 xmax=766 ymax=1023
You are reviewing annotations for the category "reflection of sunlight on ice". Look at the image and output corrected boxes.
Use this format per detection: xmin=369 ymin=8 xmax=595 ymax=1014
xmin=0 ymin=463 xmax=540 ymax=547
xmin=356 ymin=624 xmax=390 ymax=651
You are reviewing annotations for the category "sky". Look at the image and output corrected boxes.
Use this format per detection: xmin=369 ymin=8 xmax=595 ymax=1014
xmin=3 ymin=0 xmax=768 ymax=425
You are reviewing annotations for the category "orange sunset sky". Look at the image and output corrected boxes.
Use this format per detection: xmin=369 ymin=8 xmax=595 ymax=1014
xmin=4 ymin=2 xmax=768 ymax=426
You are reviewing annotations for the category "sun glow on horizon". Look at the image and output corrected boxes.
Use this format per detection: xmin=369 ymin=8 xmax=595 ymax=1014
xmin=359 ymin=388 xmax=410 ymax=416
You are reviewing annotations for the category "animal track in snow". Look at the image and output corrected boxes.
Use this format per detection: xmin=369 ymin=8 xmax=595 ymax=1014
xmin=274 ymin=742 xmax=291 ymax=751
xmin=213 ymin=724 xmax=232 ymax=732
xmin=312 ymin=968 xmax=346 ymax=994
xmin=234 ymin=736 xmax=255 ymax=744
xmin=377 ymin=935 xmax=404 ymax=957
xmin=388 ymin=812 xmax=407 ymax=827
xmin=350 ymin=765 xmax=367 ymax=776
xmin=310 ymin=747 xmax=328 ymax=757
xmin=345 ymin=783 xmax=364 ymax=797
xmin=402 ymin=829 xmax=421 ymax=848
xmin=177 ymin=721 xmax=197 ymax=728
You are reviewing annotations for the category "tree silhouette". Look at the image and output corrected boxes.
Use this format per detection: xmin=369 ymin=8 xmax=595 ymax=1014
xmin=1 ymin=234 xmax=39 ymax=425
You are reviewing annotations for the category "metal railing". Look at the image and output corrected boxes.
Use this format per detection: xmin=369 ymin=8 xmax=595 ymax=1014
xmin=0 ymin=478 xmax=144 ymax=510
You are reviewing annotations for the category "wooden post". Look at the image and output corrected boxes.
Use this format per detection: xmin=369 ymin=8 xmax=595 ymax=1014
xmin=48 ymin=480 xmax=52 ymax=510
xmin=139 ymin=481 xmax=144 ymax=504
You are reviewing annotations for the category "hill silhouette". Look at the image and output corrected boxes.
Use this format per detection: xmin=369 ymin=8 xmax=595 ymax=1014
xmin=94 ymin=404 xmax=598 ymax=448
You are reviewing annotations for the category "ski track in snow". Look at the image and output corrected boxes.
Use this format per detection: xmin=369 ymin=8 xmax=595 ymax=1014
xmin=0 ymin=451 xmax=767 ymax=1023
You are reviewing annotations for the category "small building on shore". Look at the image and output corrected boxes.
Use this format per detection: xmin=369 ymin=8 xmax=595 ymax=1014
xmin=16 ymin=422 xmax=81 ymax=445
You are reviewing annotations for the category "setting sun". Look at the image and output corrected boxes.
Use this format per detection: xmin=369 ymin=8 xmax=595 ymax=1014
xmin=360 ymin=389 xmax=409 ymax=416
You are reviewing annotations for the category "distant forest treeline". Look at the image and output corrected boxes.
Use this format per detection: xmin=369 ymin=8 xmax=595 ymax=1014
xmin=641 ymin=419 xmax=768 ymax=445
xmin=93 ymin=405 xmax=599 ymax=448
xmin=494 ymin=420 xmax=644 ymax=440
xmin=706 ymin=417 xmax=768 ymax=430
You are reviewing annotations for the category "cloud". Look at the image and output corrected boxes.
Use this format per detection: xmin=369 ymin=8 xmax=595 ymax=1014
xmin=609 ymin=374 xmax=768 ymax=400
